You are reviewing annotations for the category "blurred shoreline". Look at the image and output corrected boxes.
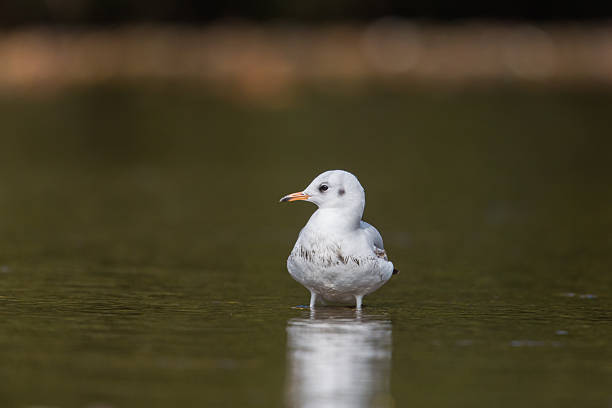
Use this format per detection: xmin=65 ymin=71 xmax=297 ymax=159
xmin=2 ymin=21 xmax=612 ymax=98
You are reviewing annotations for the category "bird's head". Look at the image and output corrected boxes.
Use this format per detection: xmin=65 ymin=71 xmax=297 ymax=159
xmin=280 ymin=170 xmax=365 ymax=211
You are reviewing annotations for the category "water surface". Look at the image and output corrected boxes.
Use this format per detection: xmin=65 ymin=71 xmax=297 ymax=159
xmin=0 ymin=84 xmax=610 ymax=407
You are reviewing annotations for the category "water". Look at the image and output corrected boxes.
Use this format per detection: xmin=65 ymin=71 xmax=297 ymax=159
xmin=0 ymin=84 xmax=610 ymax=407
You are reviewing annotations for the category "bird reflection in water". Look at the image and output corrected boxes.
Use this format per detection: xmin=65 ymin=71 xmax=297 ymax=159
xmin=285 ymin=309 xmax=393 ymax=408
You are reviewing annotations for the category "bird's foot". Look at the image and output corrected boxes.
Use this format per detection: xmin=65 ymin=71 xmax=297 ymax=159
xmin=354 ymin=295 xmax=363 ymax=310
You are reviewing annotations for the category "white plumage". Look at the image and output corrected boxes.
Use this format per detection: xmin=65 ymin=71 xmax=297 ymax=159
xmin=280 ymin=170 xmax=397 ymax=310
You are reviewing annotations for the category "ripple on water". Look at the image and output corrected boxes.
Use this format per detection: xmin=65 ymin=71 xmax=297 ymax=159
xmin=510 ymin=340 xmax=563 ymax=347
xmin=558 ymin=292 xmax=598 ymax=299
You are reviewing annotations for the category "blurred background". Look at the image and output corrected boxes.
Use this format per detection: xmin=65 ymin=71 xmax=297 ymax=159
xmin=0 ymin=2 xmax=611 ymax=408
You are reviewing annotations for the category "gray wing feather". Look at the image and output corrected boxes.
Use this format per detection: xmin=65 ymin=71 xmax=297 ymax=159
xmin=360 ymin=221 xmax=384 ymax=250
xmin=361 ymin=221 xmax=398 ymax=274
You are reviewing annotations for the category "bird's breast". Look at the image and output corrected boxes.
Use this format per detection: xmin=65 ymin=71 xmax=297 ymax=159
xmin=290 ymin=230 xmax=373 ymax=268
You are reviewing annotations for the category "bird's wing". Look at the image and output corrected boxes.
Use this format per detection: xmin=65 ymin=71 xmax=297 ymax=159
xmin=360 ymin=221 xmax=388 ymax=260
xmin=361 ymin=221 xmax=399 ymax=275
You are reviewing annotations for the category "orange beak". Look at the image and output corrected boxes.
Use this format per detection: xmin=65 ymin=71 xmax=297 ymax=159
xmin=279 ymin=191 xmax=311 ymax=202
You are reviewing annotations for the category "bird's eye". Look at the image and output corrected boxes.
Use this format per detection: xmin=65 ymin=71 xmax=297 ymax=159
xmin=319 ymin=184 xmax=329 ymax=192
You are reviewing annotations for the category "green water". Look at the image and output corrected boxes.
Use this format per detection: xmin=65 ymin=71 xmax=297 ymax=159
xmin=0 ymin=84 xmax=610 ymax=407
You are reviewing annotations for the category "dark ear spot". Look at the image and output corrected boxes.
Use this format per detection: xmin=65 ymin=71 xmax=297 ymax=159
xmin=338 ymin=188 xmax=345 ymax=196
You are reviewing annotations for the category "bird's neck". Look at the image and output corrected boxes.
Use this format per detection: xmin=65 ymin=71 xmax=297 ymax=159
xmin=308 ymin=205 xmax=363 ymax=233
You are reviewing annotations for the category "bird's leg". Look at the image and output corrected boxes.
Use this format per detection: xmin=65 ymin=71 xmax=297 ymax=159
xmin=355 ymin=295 xmax=363 ymax=311
xmin=309 ymin=292 xmax=317 ymax=309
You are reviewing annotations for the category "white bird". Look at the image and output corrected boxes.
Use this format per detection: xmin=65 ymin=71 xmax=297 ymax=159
xmin=280 ymin=170 xmax=398 ymax=310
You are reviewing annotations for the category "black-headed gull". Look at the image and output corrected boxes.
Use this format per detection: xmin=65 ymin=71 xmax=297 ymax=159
xmin=280 ymin=170 xmax=398 ymax=310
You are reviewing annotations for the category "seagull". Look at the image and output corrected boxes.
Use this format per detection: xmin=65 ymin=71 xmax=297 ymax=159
xmin=280 ymin=170 xmax=398 ymax=310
